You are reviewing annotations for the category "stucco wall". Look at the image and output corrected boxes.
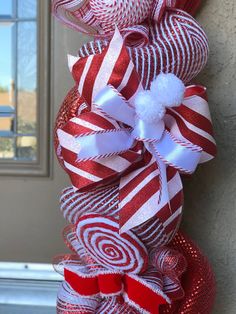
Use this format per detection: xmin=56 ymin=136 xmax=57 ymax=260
xmin=183 ymin=1 xmax=236 ymax=313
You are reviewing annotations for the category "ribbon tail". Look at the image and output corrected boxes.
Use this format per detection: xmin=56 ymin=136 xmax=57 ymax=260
xmin=155 ymin=154 xmax=171 ymax=210
xmin=124 ymin=274 xmax=169 ymax=314
xmin=119 ymin=159 xmax=162 ymax=233
xmin=153 ymin=130 xmax=202 ymax=174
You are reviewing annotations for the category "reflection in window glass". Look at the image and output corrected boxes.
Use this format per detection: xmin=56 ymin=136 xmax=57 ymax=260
xmin=0 ymin=1 xmax=13 ymax=16
xmin=0 ymin=0 xmax=38 ymax=162
xmin=0 ymin=24 xmax=14 ymax=107
xmin=0 ymin=116 xmax=14 ymax=133
xmin=0 ymin=137 xmax=14 ymax=159
xmin=17 ymin=22 xmax=37 ymax=135
xmin=18 ymin=0 xmax=37 ymax=18
xmin=16 ymin=136 xmax=37 ymax=160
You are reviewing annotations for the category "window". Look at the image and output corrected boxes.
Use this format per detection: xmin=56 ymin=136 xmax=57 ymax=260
xmin=0 ymin=262 xmax=61 ymax=312
xmin=0 ymin=0 xmax=51 ymax=176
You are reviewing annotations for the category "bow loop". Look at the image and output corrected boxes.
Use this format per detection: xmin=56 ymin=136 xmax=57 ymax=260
xmin=121 ymin=24 xmax=150 ymax=48
xmin=152 ymin=247 xmax=187 ymax=282
xmin=151 ymin=247 xmax=187 ymax=301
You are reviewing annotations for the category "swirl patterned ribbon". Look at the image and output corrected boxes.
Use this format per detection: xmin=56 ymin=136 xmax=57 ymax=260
xmin=57 ymin=28 xmax=216 ymax=233
xmin=76 ymin=214 xmax=148 ymax=273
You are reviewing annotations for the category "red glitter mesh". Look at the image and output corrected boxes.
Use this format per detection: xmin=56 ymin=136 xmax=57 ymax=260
xmin=54 ymin=86 xmax=88 ymax=168
xmin=160 ymin=232 xmax=216 ymax=314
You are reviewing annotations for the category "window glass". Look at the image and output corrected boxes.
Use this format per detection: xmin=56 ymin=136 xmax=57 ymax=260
xmin=0 ymin=24 xmax=14 ymax=107
xmin=18 ymin=0 xmax=37 ymax=18
xmin=0 ymin=137 xmax=14 ymax=159
xmin=0 ymin=1 xmax=13 ymax=17
xmin=0 ymin=0 xmax=38 ymax=162
xmin=17 ymin=21 xmax=37 ymax=135
xmin=16 ymin=136 xmax=37 ymax=160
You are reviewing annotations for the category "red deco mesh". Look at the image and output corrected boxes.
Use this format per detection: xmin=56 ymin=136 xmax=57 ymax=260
xmin=160 ymin=232 xmax=216 ymax=314
xmin=54 ymin=87 xmax=86 ymax=168
xmin=53 ymin=2 xmax=216 ymax=313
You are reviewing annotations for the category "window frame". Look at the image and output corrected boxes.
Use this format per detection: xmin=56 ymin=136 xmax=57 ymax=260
xmin=0 ymin=0 xmax=51 ymax=177
xmin=0 ymin=262 xmax=61 ymax=309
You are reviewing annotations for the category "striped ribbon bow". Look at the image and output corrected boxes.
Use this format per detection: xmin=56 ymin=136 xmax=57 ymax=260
xmin=75 ymin=85 xmax=202 ymax=232
xmin=57 ymin=29 xmax=216 ymax=233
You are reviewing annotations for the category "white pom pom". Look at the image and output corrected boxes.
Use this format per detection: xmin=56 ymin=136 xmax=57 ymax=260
xmin=134 ymin=90 xmax=166 ymax=123
xmin=150 ymin=73 xmax=185 ymax=107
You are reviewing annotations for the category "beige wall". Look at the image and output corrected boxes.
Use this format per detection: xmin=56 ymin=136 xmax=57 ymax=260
xmin=0 ymin=21 xmax=90 ymax=263
xmin=0 ymin=1 xmax=235 ymax=313
xmin=183 ymin=1 xmax=236 ymax=313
